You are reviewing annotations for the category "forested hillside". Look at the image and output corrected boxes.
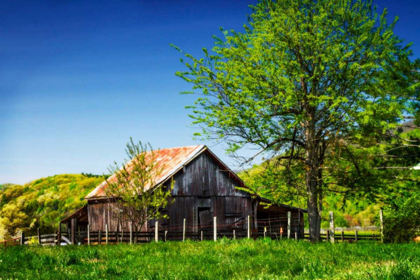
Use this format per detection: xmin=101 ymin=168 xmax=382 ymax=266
xmin=0 ymin=174 xmax=107 ymax=241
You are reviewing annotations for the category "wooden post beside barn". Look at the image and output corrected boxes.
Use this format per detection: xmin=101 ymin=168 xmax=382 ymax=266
xmin=329 ymin=211 xmax=335 ymax=244
xmin=129 ymin=223 xmax=133 ymax=244
xmin=247 ymin=215 xmax=251 ymax=239
xmin=87 ymin=225 xmax=90 ymax=245
xmin=280 ymin=227 xmax=283 ymax=240
xmin=105 ymin=224 xmax=109 ymax=245
xmin=98 ymin=230 xmax=101 ymax=245
xmin=155 ymin=221 xmax=158 ymax=243
xmin=341 ymin=230 xmax=344 ymax=242
xmin=355 ymin=231 xmax=358 ymax=242
xmin=183 ymin=218 xmax=186 ymax=242
xmin=214 ymin=216 xmax=217 ymax=241
xmin=233 ymin=230 xmax=236 ymax=240
xmin=38 ymin=228 xmax=41 ymax=245
xmin=287 ymin=211 xmax=291 ymax=239
xmin=20 ymin=231 xmax=25 ymax=246
xmin=326 ymin=230 xmax=330 ymax=242
xmin=201 ymin=231 xmax=203 ymax=241
xmin=165 ymin=231 xmax=168 ymax=242
xmin=264 ymin=227 xmax=267 ymax=238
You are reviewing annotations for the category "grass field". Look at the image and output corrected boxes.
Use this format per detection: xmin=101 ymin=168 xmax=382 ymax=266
xmin=0 ymin=239 xmax=419 ymax=279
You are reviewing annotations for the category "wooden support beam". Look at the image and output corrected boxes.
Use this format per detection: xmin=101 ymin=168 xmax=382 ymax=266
xmin=98 ymin=230 xmax=102 ymax=245
xmin=71 ymin=218 xmax=77 ymax=245
xmin=287 ymin=211 xmax=291 ymax=239
xmin=201 ymin=231 xmax=203 ymax=241
xmin=129 ymin=223 xmax=133 ymax=244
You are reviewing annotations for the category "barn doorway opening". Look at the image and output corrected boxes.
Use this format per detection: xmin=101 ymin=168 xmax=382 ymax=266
xmin=197 ymin=207 xmax=212 ymax=230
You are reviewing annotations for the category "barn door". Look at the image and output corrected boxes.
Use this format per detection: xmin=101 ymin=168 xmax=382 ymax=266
xmin=198 ymin=207 xmax=212 ymax=229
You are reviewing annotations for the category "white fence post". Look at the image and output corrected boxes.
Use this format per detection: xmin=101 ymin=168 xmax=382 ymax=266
xmin=155 ymin=221 xmax=158 ymax=243
xmin=247 ymin=215 xmax=251 ymax=239
xmin=214 ymin=216 xmax=217 ymax=241
xmin=287 ymin=211 xmax=291 ymax=239
xmin=329 ymin=211 xmax=335 ymax=243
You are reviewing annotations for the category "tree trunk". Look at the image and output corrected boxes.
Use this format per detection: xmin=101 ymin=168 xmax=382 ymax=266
xmin=307 ymin=174 xmax=322 ymax=242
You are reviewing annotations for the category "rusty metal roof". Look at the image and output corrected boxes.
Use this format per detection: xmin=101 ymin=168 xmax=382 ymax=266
xmin=85 ymin=145 xmax=207 ymax=200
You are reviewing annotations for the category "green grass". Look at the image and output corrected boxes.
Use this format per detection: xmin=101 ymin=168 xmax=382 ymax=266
xmin=0 ymin=239 xmax=419 ymax=279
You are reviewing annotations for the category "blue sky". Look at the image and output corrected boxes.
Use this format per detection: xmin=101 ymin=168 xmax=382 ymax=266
xmin=1 ymin=0 xmax=420 ymax=184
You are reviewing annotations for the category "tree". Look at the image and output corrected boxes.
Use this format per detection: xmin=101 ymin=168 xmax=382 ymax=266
xmin=174 ymin=0 xmax=420 ymax=242
xmin=105 ymin=138 xmax=173 ymax=242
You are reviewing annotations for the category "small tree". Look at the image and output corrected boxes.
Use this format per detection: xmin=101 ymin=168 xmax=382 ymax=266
xmin=105 ymin=138 xmax=173 ymax=242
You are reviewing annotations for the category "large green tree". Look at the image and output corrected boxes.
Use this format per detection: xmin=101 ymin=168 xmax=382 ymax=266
xmin=175 ymin=0 xmax=420 ymax=241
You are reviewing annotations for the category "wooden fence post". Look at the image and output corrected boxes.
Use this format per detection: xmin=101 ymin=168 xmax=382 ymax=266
xmin=247 ymin=215 xmax=251 ymax=239
xmin=183 ymin=218 xmax=186 ymax=242
xmin=165 ymin=230 xmax=168 ymax=242
xmin=233 ymin=230 xmax=236 ymax=240
xmin=213 ymin=216 xmax=217 ymax=241
xmin=379 ymin=208 xmax=384 ymax=243
xmin=329 ymin=211 xmax=335 ymax=244
xmin=280 ymin=227 xmax=283 ymax=240
xmin=98 ymin=230 xmax=102 ymax=245
xmin=341 ymin=230 xmax=344 ymax=242
xmin=20 ymin=231 xmax=25 ymax=246
xmin=287 ymin=211 xmax=291 ymax=239
xmin=129 ymin=223 xmax=133 ymax=244
xmin=105 ymin=224 xmax=109 ymax=245
xmin=355 ymin=230 xmax=358 ymax=242
xmin=38 ymin=228 xmax=41 ymax=245
xmin=295 ymin=232 xmax=297 ymax=241
xmin=326 ymin=230 xmax=330 ymax=242
xmin=264 ymin=227 xmax=267 ymax=238
xmin=155 ymin=221 xmax=158 ymax=243
xmin=87 ymin=225 xmax=90 ymax=245
xmin=201 ymin=231 xmax=203 ymax=241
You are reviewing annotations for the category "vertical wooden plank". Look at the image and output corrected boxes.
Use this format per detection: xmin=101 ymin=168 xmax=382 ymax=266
xmin=37 ymin=228 xmax=41 ymax=245
xmin=98 ymin=230 xmax=102 ymax=245
xmin=165 ymin=231 xmax=168 ymax=242
xmin=57 ymin=224 xmax=61 ymax=246
xmin=155 ymin=221 xmax=158 ymax=243
xmin=280 ymin=227 xmax=283 ymax=240
xmin=326 ymin=230 xmax=330 ymax=242
xmin=87 ymin=225 xmax=90 ymax=246
xmin=341 ymin=230 xmax=344 ymax=242
xmin=329 ymin=211 xmax=335 ymax=244
xmin=355 ymin=231 xmax=358 ymax=242
xmin=105 ymin=224 xmax=109 ymax=245
xmin=130 ymin=223 xmax=133 ymax=244
xmin=183 ymin=218 xmax=186 ymax=242
xmin=20 ymin=231 xmax=25 ymax=246
xmin=214 ymin=216 xmax=217 ymax=241
xmin=201 ymin=231 xmax=203 ymax=241
xmin=264 ymin=227 xmax=267 ymax=238
xmin=287 ymin=211 xmax=291 ymax=239
xmin=233 ymin=230 xmax=236 ymax=240
xmin=379 ymin=208 xmax=384 ymax=243
xmin=71 ymin=218 xmax=77 ymax=245
xmin=247 ymin=215 xmax=251 ymax=239
xmin=295 ymin=232 xmax=298 ymax=241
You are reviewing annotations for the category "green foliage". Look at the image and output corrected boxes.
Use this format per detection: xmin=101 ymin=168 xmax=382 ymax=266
xmin=0 ymin=240 xmax=419 ymax=279
xmin=383 ymin=193 xmax=420 ymax=243
xmin=0 ymin=174 xmax=107 ymax=241
xmin=174 ymin=0 xmax=420 ymax=241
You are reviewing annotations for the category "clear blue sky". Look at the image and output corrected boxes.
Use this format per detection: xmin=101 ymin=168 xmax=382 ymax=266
xmin=1 ymin=0 xmax=420 ymax=185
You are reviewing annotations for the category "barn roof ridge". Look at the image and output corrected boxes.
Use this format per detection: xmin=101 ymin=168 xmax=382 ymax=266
xmin=85 ymin=144 xmax=216 ymax=200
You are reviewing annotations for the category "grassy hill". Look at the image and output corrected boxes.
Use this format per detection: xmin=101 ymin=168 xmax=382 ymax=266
xmin=0 ymin=174 xmax=107 ymax=241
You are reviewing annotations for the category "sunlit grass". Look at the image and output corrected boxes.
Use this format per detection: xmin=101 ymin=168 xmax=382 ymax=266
xmin=0 ymin=239 xmax=419 ymax=279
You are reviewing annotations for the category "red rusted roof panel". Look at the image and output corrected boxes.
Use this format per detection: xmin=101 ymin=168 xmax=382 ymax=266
xmin=85 ymin=145 xmax=206 ymax=199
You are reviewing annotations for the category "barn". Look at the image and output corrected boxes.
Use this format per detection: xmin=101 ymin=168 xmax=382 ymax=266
xmin=61 ymin=145 xmax=306 ymax=240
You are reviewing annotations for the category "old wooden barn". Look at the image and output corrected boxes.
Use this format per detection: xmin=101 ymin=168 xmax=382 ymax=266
xmin=61 ymin=145 xmax=306 ymax=240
